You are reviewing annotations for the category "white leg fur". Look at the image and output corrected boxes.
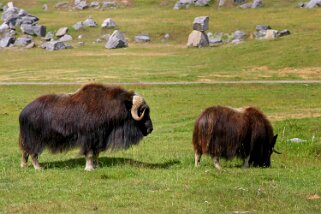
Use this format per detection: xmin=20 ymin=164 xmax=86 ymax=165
xmin=20 ymin=152 xmax=28 ymax=168
xmin=31 ymin=154 xmax=42 ymax=170
xmin=213 ymin=156 xmax=221 ymax=170
xmin=85 ymin=152 xmax=95 ymax=171
xmin=243 ymin=155 xmax=251 ymax=168
xmin=195 ymin=152 xmax=201 ymax=167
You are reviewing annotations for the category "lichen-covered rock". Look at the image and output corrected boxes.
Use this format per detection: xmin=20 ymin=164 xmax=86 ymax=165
xmin=193 ymin=16 xmax=209 ymax=32
xmin=187 ymin=30 xmax=209 ymax=48
xmin=105 ymin=30 xmax=128 ymax=49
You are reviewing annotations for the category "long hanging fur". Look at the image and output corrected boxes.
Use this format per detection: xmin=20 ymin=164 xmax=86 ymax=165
xmin=192 ymin=106 xmax=277 ymax=167
xmin=19 ymin=83 xmax=153 ymax=157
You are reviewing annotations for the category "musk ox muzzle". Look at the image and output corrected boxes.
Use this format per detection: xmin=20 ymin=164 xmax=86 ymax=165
xmin=193 ymin=106 xmax=279 ymax=170
xmin=18 ymin=83 xmax=153 ymax=171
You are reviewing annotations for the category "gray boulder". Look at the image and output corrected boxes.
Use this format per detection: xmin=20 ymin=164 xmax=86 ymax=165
xmin=74 ymin=0 xmax=89 ymax=10
xmin=105 ymin=30 xmax=128 ymax=49
xmin=207 ymin=32 xmax=224 ymax=46
xmin=90 ymin=1 xmax=100 ymax=8
xmin=0 ymin=36 xmax=15 ymax=47
xmin=73 ymin=21 xmax=84 ymax=30
xmin=56 ymin=27 xmax=68 ymax=37
xmin=194 ymin=0 xmax=210 ymax=6
xmin=102 ymin=1 xmax=117 ymax=9
xmin=239 ymin=3 xmax=252 ymax=8
xmin=101 ymin=18 xmax=117 ymax=29
xmin=83 ymin=17 xmax=97 ymax=27
xmin=20 ymin=24 xmax=46 ymax=37
xmin=42 ymin=41 xmax=72 ymax=51
xmin=252 ymin=0 xmax=263 ymax=8
xmin=59 ymin=34 xmax=73 ymax=42
xmin=0 ymin=23 xmax=9 ymax=33
xmin=231 ymin=39 xmax=243 ymax=45
xmin=193 ymin=16 xmax=209 ymax=32
xmin=16 ymin=15 xmax=39 ymax=25
xmin=173 ymin=0 xmax=193 ymax=9
xmin=135 ymin=34 xmax=150 ymax=43
xmin=256 ymin=25 xmax=271 ymax=31
xmin=14 ymin=35 xmax=33 ymax=47
xmin=187 ymin=30 xmax=209 ymax=48
xmin=55 ymin=2 xmax=69 ymax=9
xmin=232 ymin=30 xmax=246 ymax=40
xmin=43 ymin=32 xmax=55 ymax=41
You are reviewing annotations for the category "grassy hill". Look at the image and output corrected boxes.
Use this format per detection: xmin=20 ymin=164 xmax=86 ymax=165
xmin=1 ymin=0 xmax=321 ymax=82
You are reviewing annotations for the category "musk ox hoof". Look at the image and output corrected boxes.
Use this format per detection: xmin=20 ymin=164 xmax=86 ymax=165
xmin=20 ymin=162 xmax=28 ymax=168
xmin=84 ymin=166 xmax=95 ymax=171
xmin=34 ymin=166 xmax=43 ymax=170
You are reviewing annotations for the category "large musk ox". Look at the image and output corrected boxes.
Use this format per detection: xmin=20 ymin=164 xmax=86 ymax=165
xmin=19 ymin=83 xmax=153 ymax=171
xmin=193 ymin=106 xmax=279 ymax=170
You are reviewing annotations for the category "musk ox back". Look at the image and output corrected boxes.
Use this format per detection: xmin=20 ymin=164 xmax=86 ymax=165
xmin=19 ymin=83 xmax=153 ymax=171
xmin=193 ymin=106 xmax=278 ymax=170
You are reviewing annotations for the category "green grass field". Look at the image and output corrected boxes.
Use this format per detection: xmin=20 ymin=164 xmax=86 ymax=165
xmin=0 ymin=0 xmax=321 ymax=213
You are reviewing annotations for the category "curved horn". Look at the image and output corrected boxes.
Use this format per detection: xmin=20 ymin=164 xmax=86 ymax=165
xmin=273 ymin=148 xmax=282 ymax=154
xmin=131 ymin=95 xmax=145 ymax=121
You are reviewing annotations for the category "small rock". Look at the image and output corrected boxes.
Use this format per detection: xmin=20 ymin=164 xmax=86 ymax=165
xmin=90 ymin=1 xmax=100 ymax=8
xmin=59 ymin=34 xmax=73 ymax=42
xmin=73 ymin=22 xmax=84 ymax=30
xmin=105 ymin=30 xmax=127 ymax=49
xmin=252 ymin=0 xmax=263 ymax=8
xmin=55 ymin=2 xmax=69 ymax=9
xmin=83 ymin=17 xmax=97 ymax=27
xmin=239 ymin=3 xmax=252 ymax=8
xmin=193 ymin=16 xmax=209 ymax=32
xmin=135 ymin=34 xmax=150 ymax=43
xmin=289 ymin=138 xmax=306 ymax=143
xmin=0 ymin=36 xmax=15 ymax=48
xmin=256 ymin=25 xmax=271 ymax=31
xmin=187 ymin=30 xmax=209 ymax=48
xmin=102 ymin=1 xmax=117 ymax=9
xmin=42 ymin=41 xmax=72 ymax=51
xmin=55 ymin=27 xmax=68 ymax=37
xmin=14 ymin=35 xmax=33 ymax=47
xmin=233 ymin=30 xmax=246 ymax=40
xmin=43 ymin=32 xmax=55 ymax=41
xmin=101 ymin=18 xmax=117 ymax=29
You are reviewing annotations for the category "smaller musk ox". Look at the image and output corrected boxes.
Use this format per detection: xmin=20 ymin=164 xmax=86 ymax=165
xmin=193 ymin=106 xmax=279 ymax=170
xmin=19 ymin=83 xmax=153 ymax=171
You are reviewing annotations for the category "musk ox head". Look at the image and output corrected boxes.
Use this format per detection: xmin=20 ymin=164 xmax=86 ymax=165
xmin=252 ymin=134 xmax=278 ymax=168
xmin=131 ymin=94 xmax=153 ymax=136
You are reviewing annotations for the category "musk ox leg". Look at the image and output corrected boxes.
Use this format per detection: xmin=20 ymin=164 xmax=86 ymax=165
xmin=85 ymin=151 xmax=98 ymax=171
xmin=243 ymin=155 xmax=251 ymax=168
xmin=194 ymin=152 xmax=202 ymax=167
xmin=20 ymin=151 xmax=29 ymax=168
xmin=31 ymin=154 xmax=42 ymax=170
xmin=212 ymin=156 xmax=222 ymax=170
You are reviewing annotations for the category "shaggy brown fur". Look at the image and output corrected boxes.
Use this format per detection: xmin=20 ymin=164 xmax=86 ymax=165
xmin=193 ymin=106 xmax=277 ymax=169
xmin=19 ymin=83 xmax=153 ymax=170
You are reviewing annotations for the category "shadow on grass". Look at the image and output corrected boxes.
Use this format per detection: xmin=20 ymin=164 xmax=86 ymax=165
xmin=42 ymin=157 xmax=180 ymax=170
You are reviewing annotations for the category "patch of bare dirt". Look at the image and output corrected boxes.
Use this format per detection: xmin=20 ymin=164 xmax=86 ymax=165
xmin=248 ymin=66 xmax=321 ymax=79
xmin=270 ymin=109 xmax=321 ymax=121
xmin=306 ymin=194 xmax=321 ymax=200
